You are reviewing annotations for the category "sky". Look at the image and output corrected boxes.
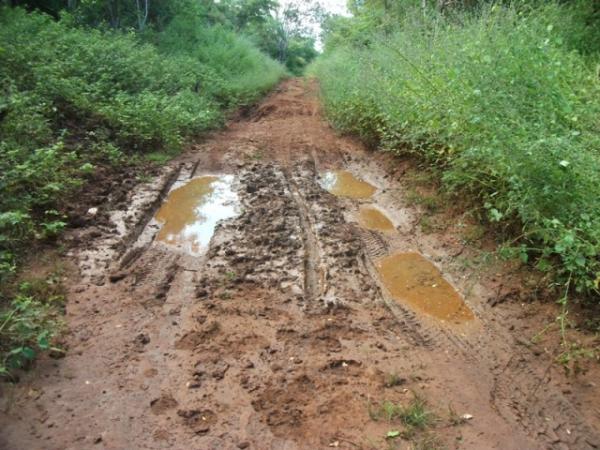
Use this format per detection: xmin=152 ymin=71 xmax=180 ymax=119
xmin=317 ymin=0 xmax=349 ymax=16
xmin=278 ymin=0 xmax=350 ymax=49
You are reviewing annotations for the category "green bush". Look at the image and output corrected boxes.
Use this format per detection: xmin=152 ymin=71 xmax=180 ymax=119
xmin=0 ymin=293 xmax=63 ymax=376
xmin=311 ymin=3 xmax=600 ymax=300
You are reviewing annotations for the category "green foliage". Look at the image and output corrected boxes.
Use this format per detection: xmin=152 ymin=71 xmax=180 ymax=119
xmin=370 ymin=394 xmax=436 ymax=429
xmin=156 ymin=15 xmax=283 ymax=106
xmin=311 ymin=2 xmax=600 ymax=301
xmin=0 ymin=282 xmax=64 ymax=376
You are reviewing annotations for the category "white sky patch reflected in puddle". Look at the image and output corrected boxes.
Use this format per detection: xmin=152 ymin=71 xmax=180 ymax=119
xmin=154 ymin=175 xmax=238 ymax=255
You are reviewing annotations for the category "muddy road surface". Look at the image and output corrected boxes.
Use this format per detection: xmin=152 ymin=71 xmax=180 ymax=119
xmin=1 ymin=80 xmax=599 ymax=450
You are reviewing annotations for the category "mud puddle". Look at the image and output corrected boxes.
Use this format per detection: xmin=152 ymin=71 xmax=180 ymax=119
xmin=154 ymin=175 xmax=238 ymax=255
xmin=319 ymin=170 xmax=376 ymax=198
xmin=375 ymin=252 xmax=474 ymax=324
xmin=357 ymin=205 xmax=395 ymax=232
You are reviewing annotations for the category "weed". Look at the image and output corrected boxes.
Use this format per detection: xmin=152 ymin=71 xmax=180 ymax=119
xmin=400 ymin=395 xmax=436 ymax=430
xmin=225 ymin=271 xmax=237 ymax=281
xmin=0 ymin=278 xmax=65 ymax=377
xmin=145 ymin=152 xmax=173 ymax=165
xmin=369 ymin=394 xmax=436 ymax=430
xmin=136 ymin=173 xmax=153 ymax=183
xmin=218 ymin=291 xmax=231 ymax=300
xmin=385 ymin=372 xmax=406 ymax=388
xmin=462 ymin=224 xmax=485 ymax=244
xmin=418 ymin=216 xmax=445 ymax=235
xmin=447 ymin=404 xmax=467 ymax=427
xmin=406 ymin=190 xmax=439 ymax=214
xmin=411 ymin=433 xmax=445 ymax=450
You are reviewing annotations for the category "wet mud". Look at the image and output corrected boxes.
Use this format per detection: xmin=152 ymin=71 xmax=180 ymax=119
xmin=1 ymin=79 xmax=599 ymax=450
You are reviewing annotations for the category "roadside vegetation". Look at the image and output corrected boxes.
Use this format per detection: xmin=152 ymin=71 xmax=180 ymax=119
xmin=0 ymin=0 xmax=319 ymax=376
xmin=311 ymin=1 xmax=600 ymax=311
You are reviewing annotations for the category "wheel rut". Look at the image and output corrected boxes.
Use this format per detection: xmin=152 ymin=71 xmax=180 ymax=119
xmin=284 ymin=169 xmax=323 ymax=305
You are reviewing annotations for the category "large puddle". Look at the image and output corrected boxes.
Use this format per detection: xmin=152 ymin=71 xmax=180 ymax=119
xmin=358 ymin=206 xmax=395 ymax=232
xmin=154 ymin=175 xmax=238 ymax=255
xmin=320 ymin=170 xmax=376 ymax=199
xmin=375 ymin=253 xmax=474 ymax=324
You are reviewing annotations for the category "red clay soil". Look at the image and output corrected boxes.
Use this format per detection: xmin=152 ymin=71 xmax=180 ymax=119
xmin=1 ymin=79 xmax=599 ymax=450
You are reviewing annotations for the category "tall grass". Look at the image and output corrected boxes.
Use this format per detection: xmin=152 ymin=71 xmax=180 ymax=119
xmin=311 ymin=3 xmax=600 ymax=300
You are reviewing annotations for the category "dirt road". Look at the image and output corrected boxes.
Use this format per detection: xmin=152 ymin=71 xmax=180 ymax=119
xmin=1 ymin=79 xmax=599 ymax=449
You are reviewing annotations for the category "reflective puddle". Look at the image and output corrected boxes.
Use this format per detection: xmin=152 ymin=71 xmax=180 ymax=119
xmin=154 ymin=175 xmax=238 ymax=255
xmin=358 ymin=206 xmax=395 ymax=232
xmin=375 ymin=253 xmax=474 ymax=324
xmin=320 ymin=170 xmax=376 ymax=199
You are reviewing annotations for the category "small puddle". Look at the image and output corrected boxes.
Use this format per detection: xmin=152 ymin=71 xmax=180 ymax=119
xmin=154 ymin=175 xmax=238 ymax=255
xmin=375 ymin=253 xmax=474 ymax=324
xmin=320 ymin=170 xmax=376 ymax=198
xmin=358 ymin=206 xmax=395 ymax=232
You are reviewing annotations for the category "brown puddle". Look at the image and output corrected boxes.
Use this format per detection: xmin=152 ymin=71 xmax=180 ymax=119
xmin=358 ymin=206 xmax=395 ymax=232
xmin=375 ymin=253 xmax=474 ymax=324
xmin=154 ymin=175 xmax=238 ymax=255
xmin=320 ymin=170 xmax=376 ymax=199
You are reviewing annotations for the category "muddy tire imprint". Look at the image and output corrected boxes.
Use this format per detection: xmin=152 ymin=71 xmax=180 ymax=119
xmin=284 ymin=168 xmax=324 ymax=305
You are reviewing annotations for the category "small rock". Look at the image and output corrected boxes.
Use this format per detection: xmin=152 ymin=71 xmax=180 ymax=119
xmin=237 ymin=442 xmax=250 ymax=449
xmin=194 ymin=425 xmax=210 ymax=435
xmin=135 ymin=333 xmax=150 ymax=346
xmin=87 ymin=207 xmax=98 ymax=216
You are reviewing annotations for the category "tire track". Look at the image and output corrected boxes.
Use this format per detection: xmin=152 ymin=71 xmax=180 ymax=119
xmin=284 ymin=169 xmax=324 ymax=306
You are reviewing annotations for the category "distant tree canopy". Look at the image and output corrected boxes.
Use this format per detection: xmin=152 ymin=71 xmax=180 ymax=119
xmin=1 ymin=0 xmax=321 ymax=74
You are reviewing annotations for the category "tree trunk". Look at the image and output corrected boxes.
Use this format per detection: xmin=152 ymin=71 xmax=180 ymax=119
xmin=107 ymin=0 xmax=119 ymax=28
xmin=136 ymin=0 xmax=149 ymax=31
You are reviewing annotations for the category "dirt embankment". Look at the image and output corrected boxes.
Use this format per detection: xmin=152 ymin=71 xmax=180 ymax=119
xmin=1 ymin=79 xmax=599 ymax=450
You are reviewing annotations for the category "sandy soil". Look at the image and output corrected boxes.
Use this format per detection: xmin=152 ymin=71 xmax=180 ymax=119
xmin=1 ymin=79 xmax=599 ymax=450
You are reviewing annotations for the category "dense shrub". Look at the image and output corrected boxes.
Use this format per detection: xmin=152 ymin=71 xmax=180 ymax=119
xmin=311 ymin=3 xmax=600 ymax=300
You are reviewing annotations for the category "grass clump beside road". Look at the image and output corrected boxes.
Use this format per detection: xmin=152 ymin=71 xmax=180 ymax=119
xmin=0 ymin=5 xmax=284 ymax=375
xmin=311 ymin=1 xmax=600 ymax=304
xmin=370 ymin=394 xmax=436 ymax=429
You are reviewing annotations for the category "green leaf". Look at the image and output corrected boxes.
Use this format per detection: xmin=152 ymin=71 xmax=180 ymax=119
xmin=37 ymin=332 xmax=50 ymax=350
xmin=386 ymin=430 xmax=400 ymax=439
xmin=489 ymin=208 xmax=503 ymax=222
